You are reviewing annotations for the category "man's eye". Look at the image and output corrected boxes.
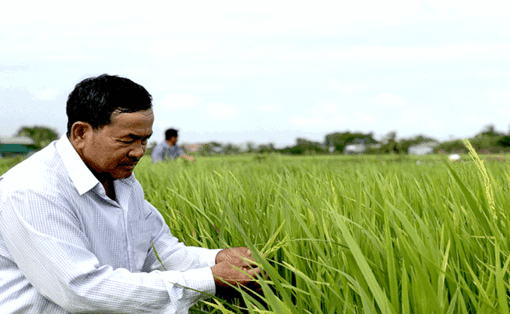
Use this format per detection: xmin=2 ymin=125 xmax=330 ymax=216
xmin=121 ymin=140 xmax=134 ymax=144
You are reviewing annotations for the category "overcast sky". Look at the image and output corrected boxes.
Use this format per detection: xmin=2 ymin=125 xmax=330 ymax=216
xmin=1 ymin=0 xmax=510 ymax=147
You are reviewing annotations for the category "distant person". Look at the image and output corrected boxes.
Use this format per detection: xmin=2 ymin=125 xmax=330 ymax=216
xmin=151 ymin=128 xmax=195 ymax=163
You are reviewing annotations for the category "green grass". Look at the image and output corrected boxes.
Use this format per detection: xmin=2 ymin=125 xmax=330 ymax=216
xmin=0 ymin=155 xmax=26 ymax=175
xmin=3 ymin=152 xmax=510 ymax=313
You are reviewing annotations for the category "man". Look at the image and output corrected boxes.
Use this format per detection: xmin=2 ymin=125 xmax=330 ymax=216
xmin=0 ymin=74 xmax=261 ymax=313
xmin=152 ymin=128 xmax=195 ymax=163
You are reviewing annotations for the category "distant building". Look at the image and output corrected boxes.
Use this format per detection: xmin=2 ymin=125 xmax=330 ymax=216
xmin=344 ymin=144 xmax=366 ymax=154
xmin=408 ymin=142 xmax=438 ymax=155
xmin=343 ymin=137 xmax=382 ymax=154
xmin=0 ymin=136 xmax=34 ymax=145
xmin=211 ymin=146 xmax=224 ymax=154
xmin=0 ymin=136 xmax=35 ymax=157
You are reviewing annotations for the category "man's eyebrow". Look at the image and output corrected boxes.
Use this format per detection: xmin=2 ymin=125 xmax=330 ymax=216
xmin=122 ymin=133 xmax=153 ymax=139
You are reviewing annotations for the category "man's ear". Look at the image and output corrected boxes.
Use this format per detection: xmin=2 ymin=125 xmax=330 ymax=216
xmin=69 ymin=122 xmax=93 ymax=149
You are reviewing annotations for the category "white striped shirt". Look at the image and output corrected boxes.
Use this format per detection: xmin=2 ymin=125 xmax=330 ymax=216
xmin=0 ymin=135 xmax=220 ymax=313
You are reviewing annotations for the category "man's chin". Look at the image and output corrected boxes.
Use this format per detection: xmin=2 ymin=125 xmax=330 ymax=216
xmin=112 ymin=168 xmax=135 ymax=180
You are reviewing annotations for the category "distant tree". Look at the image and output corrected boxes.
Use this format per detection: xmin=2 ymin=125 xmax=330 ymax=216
xmin=435 ymin=140 xmax=466 ymax=154
xmin=223 ymin=143 xmax=241 ymax=155
xmin=296 ymin=138 xmax=321 ymax=146
xmin=281 ymin=138 xmax=325 ymax=155
xmin=377 ymin=131 xmax=398 ymax=154
xmin=436 ymin=124 xmax=506 ymax=154
xmin=245 ymin=141 xmax=257 ymax=153
xmin=197 ymin=142 xmax=223 ymax=155
xmin=16 ymin=126 xmax=59 ymax=150
xmin=382 ymin=131 xmax=397 ymax=143
xmin=471 ymin=124 xmax=505 ymax=153
xmin=497 ymin=136 xmax=510 ymax=147
xmin=258 ymin=143 xmax=275 ymax=154
xmin=477 ymin=124 xmax=504 ymax=137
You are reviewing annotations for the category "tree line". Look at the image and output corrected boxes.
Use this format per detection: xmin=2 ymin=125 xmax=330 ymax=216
xmin=4 ymin=124 xmax=510 ymax=157
xmin=186 ymin=124 xmax=510 ymax=156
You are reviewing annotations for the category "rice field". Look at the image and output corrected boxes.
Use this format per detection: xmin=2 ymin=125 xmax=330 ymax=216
xmin=132 ymin=151 xmax=510 ymax=313
xmin=2 ymin=151 xmax=510 ymax=313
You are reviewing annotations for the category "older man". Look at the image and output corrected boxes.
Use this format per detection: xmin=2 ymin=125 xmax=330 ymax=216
xmin=0 ymin=74 xmax=260 ymax=313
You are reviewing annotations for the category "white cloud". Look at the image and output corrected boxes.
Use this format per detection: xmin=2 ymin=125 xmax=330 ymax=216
xmin=289 ymin=101 xmax=375 ymax=129
xmin=225 ymin=42 xmax=510 ymax=65
xmin=425 ymin=0 xmax=510 ymax=17
xmin=354 ymin=112 xmax=375 ymax=123
xmin=207 ymin=103 xmax=240 ymax=120
xmin=317 ymin=103 xmax=339 ymax=114
xmin=2 ymin=1 xmax=510 ymax=39
xmin=30 ymin=88 xmax=62 ymax=101
xmin=376 ymin=93 xmax=406 ymax=108
xmin=2 ymin=0 xmax=510 ymax=147
xmin=281 ymin=51 xmax=312 ymax=62
xmin=485 ymin=89 xmax=510 ymax=105
xmin=161 ymin=93 xmax=201 ymax=111
xmin=394 ymin=110 xmax=444 ymax=130
xmin=241 ymin=48 xmax=274 ymax=57
xmin=146 ymin=39 xmax=221 ymax=58
xmin=328 ymin=79 xmax=364 ymax=92
xmin=257 ymin=104 xmax=282 ymax=113
xmin=322 ymin=43 xmax=510 ymax=62
xmin=290 ymin=115 xmax=347 ymax=128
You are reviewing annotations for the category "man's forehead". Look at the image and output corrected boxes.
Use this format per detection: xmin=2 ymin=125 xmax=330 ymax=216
xmin=111 ymin=108 xmax=154 ymax=119
xmin=108 ymin=109 xmax=154 ymax=135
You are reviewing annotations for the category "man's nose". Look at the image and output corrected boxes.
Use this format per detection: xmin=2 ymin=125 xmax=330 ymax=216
xmin=129 ymin=143 xmax=146 ymax=158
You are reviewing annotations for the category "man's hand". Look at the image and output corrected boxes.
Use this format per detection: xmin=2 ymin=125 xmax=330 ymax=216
xmin=215 ymin=247 xmax=254 ymax=264
xmin=212 ymin=247 xmax=261 ymax=288
xmin=180 ymin=155 xmax=195 ymax=162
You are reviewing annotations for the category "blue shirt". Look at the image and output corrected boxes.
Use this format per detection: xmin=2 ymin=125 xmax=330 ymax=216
xmin=0 ymin=135 xmax=220 ymax=313
xmin=151 ymin=141 xmax=185 ymax=163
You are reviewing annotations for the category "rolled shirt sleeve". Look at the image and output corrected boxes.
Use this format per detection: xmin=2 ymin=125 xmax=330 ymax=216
xmin=176 ymin=146 xmax=185 ymax=157
xmin=159 ymin=268 xmax=216 ymax=312
xmin=144 ymin=200 xmax=222 ymax=311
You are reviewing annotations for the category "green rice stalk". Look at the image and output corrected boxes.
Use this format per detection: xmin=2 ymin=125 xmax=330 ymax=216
xmin=462 ymin=139 xmax=497 ymax=220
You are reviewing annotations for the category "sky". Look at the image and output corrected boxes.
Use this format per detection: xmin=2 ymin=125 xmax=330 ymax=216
xmin=1 ymin=0 xmax=510 ymax=148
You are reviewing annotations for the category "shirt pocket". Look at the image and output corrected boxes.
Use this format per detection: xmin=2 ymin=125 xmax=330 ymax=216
xmin=129 ymin=215 xmax=155 ymax=272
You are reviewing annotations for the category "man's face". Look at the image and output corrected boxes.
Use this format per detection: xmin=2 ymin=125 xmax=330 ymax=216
xmin=81 ymin=109 xmax=154 ymax=180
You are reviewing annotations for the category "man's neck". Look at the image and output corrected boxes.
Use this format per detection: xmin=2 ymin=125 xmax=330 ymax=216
xmin=88 ymin=167 xmax=116 ymax=201
xmin=103 ymin=178 xmax=116 ymax=201
xmin=165 ymin=140 xmax=175 ymax=147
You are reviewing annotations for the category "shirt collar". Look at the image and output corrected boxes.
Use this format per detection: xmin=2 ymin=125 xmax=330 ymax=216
xmin=55 ymin=135 xmax=100 ymax=195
